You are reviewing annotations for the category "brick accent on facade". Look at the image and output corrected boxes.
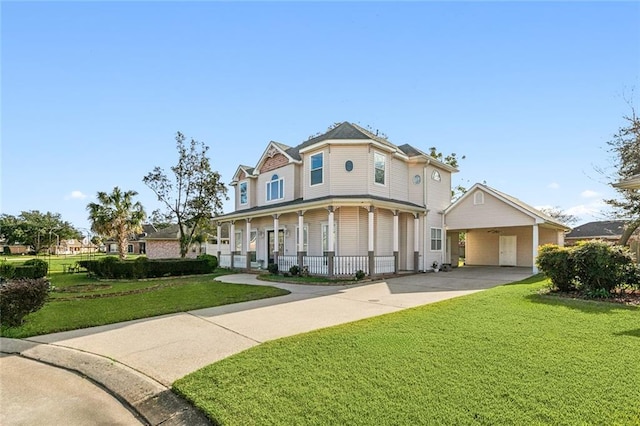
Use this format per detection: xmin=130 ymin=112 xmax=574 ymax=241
xmin=260 ymin=153 xmax=288 ymax=174
xmin=146 ymin=240 xmax=199 ymax=259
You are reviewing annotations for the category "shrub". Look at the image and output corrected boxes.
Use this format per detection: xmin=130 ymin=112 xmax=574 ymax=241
xmin=78 ymin=257 xmax=214 ymax=279
xmin=536 ymin=244 xmax=575 ymax=291
xmin=23 ymin=258 xmax=48 ymax=278
xmin=197 ymin=254 xmax=218 ymax=272
xmin=0 ymin=262 xmax=16 ymax=280
xmin=3 ymin=246 xmax=10 ymax=255
xmin=0 ymin=278 xmax=50 ymax=327
xmin=267 ymin=262 xmax=279 ymax=275
xmin=572 ymin=241 xmax=637 ymax=293
xmin=289 ymin=265 xmax=300 ymax=276
xmin=355 ymin=270 xmax=366 ymax=281
xmin=300 ymin=265 xmax=310 ymax=277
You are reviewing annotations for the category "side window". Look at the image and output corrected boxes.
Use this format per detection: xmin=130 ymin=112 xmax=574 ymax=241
xmin=374 ymin=152 xmax=386 ymax=185
xmin=240 ymin=181 xmax=248 ymax=205
xmin=310 ymin=153 xmax=323 ymax=186
xmin=430 ymin=228 xmax=442 ymax=251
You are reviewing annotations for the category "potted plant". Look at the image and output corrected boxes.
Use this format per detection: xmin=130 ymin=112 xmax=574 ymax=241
xmin=432 ymin=261 xmax=439 ymax=272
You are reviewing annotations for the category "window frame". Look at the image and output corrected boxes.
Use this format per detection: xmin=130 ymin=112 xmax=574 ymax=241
xmin=430 ymin=227 xmax=443 ymax=251
xmin=474 ymin=191 xmax=484 ymax=205
xmin=310 ymin=152 xmax=324 ymax=186
xmin=374 ymin=151 xmax=386 ymax=186
xmin=266 ymin=174 xmax=284 ymax=202
xmin=239 ymin=181 xmax=248 ymax=205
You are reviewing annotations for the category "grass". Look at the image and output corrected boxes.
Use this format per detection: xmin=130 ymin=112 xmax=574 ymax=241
xmin=1 ymin=269 xmax=290 ymax=338
xmin=173 ymin=275 xmax=640 ymax=425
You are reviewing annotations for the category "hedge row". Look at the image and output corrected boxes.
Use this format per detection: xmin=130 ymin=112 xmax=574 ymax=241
xmin=0 ymin=259 xmax=48 ymax=280
xmin=77 ymin=255 xmax=218 ymax=279
xmin=536 ymin=241 xmax=640 ymax=293
xmin=0 ymin=278 xmax=51 ymax=327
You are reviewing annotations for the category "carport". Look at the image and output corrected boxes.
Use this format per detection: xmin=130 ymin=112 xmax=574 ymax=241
xmin=444 ymin=183 xmax=570 ymax=273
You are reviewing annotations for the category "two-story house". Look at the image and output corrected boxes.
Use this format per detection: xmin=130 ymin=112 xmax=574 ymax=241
xmin=214 ymin=122 xmax=458 ymax=276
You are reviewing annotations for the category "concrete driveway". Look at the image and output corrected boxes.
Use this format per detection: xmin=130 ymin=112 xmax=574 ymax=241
xmin=1 ymin=266 xmax=531 ymax=424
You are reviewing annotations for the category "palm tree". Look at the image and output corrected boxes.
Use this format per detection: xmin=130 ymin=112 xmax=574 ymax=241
xmin=87 ymin=187 xmax=146 ymax=260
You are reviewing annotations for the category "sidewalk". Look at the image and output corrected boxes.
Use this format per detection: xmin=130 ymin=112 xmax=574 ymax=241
xmin=1 ymin=267 xmax=531 ymax=424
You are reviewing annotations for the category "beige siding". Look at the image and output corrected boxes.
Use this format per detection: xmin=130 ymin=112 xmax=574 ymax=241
xmin=303 ymin=148 xmax=330 ymax=200
xmin=256 ymin=163 xmax=297 ymax=207
xmin=465 ymin=230 xmax=500 ymax=266
xmin=408 ymin=165 xmax=425 ymax=206
xmin=368 ymin=149 xmax=391 ymax=198
xmin=427 ymin=165 xmax=452 ymax=211
xmin=328 ymin=145 xmax=369 ymax=196
xmin=390 ymin=157 xmax=409 ymax=202
xmin=446 ymin=188 xmax=534 ymax=230
xmin=375 ymin=209 xmax=394 ymax=255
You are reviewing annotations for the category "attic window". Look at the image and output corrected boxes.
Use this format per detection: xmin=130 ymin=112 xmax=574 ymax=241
xmin=474 ymin=191 xmax=484 ymax=205
xmin=432 ymin=170 xmax=441 ymax=182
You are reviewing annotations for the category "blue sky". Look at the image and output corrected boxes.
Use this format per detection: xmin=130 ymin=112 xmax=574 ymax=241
xmin=2 ymin=1 xmax=639 ymax=232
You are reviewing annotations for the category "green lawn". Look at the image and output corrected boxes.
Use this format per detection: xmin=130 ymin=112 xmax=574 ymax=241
xmin=1 ymin=270 xmax=290 ymax=338
xmin=173 ymin=275 xmax=640 ymax=425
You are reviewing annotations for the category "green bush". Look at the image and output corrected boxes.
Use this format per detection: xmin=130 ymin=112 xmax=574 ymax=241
xmin=267 ymin=262 xmax=279 ymax=275
xmin=78 ymin=257 xmax=215 ymax=279
xmin=289 ymin=265 xmax=300 ymax=276
xmin=0 ymin=278 xmax=50 ymax=327
xmin=197 ymin=254 xmax=218 ymax=272
xmin=0 ymin=262 xmax=16 ymax=280
xmin=355 ymin=270 xmax=366 ymax=281
xmin=536 ymin=244 xmax=575 ymax=291
xmin=23 ymin=259 xmax=48 ymax=278
xmin=571 ymin=241 xmax=636 ymax=293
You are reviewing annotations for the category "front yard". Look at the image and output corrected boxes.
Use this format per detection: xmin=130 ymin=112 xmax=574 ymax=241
xmin=0 ymin=268 xmax=289 ymax=338
xmin=174 ymin=275 xmax=640 ymax=425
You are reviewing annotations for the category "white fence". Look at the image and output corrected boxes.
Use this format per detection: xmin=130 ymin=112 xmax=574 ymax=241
xmin=277 ymin=255 xmax=298 ymax=273
xmin=303 ymin=256 xmax=328 ymax=275
xmin=374 ymin=256 xmax=395 ymax=275
xmin=219 ymin=254 xmax=232 ymax=268
xmin=334 ymin=256 xmax=369 ymax=276
xmin=233 ymin=255 xmax=247 ymax=269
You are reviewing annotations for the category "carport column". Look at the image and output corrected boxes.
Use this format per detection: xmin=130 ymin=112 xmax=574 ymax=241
xmin=272 ymin=214 xmax=279 ymax=266
xmin=393 ymin=210 xmax=399 ymax=274
xmin=327 ymin=207 xmax=335 ymax=277
xmin=532 ymin=223 xmax=539 ymax=274
xmin=414 ymin=213 xmax=420 ymax=273
xmin=368 ymin=206 xmax=375 ymax=277
xmin=216 ymin=222 xmax=222 ymax=260
xmin=297 ymin=211 xmax=305 ymax=269
xmin=246 ymin=218 xmax=252 ymax=270
xmin=229 ymin=221 xmax=235 ymax=267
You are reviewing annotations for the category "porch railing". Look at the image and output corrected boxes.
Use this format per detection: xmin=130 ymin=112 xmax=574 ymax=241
xmin=374 ymin=256 xmax=395 ymax=275
xmin=303 ymin=256 xmax=328 ymax=276
xmin=334 ymin=256 xmax=369 ymax=276
xmin=233 ymin=255 xmax=247 ymax=269
xmin=219 ymin=254 xmax=232 ymax=268
xmin=277 ymin=255 xmax=297 ymax=273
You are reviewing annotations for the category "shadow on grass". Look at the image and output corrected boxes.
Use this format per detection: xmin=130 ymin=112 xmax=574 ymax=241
xmin=503 ymin=273 xmax=547 ymax=286
xmin=526 ymin=292 xmax=639 ymax=314
xmin=615 ymin=328 xmax=640 ymax=338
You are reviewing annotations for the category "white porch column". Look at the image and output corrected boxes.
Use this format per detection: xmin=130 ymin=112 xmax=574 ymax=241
xmin=368 ymin=206 xmax=375 ymax=276
xmin=328 ymin=207 xmax=335 ymax=277
xmin=230 ymin=221 xmax=236 ymax=253
xmin=532 ymin=223 xmax=539 ymax=274
xmin=393 ymin=211 xmax=399 ymax=273
xmin=216 ymin=223 xmax=221 ymax=257
xmin=245 ymin=218 xmax=252 ymax=269
xmin=414 ymin=213 xmax=421 ymax=272
xmin=298 ymin=212 xmax=305 ymax=253
xmin=273 ymin=214 xmax=279 ymax=262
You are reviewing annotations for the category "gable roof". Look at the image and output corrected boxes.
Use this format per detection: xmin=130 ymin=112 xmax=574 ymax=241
xmin=445 ymin=183 xmax=571 ymax=230
xmin=565 ymin=220 xmax=629 ymax=239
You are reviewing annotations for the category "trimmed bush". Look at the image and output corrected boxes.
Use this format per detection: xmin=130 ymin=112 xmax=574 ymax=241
xmin=355 ymin=270 xmax=366 ymax=281
xmin=78 ymin=257 xmax=216 ymax=279
xmin=197 ymin=254 xmax=219 ymax=272
xmin=536 ymin=244 xmax=575 ymax=291
xmin=22 ymin=258 xmax=48 ymax=278
xmin=572 ymin=241 xmax=636 ymax=293
xmin=0 ymin=262 xmax=16 ymax=280
xmin=0 ymin=278 xmax=50 ymax=327
xmin=289 ymin=265 xmax=300 ymax=276
xmin=267 ymin=262 xmax=279 ymax=275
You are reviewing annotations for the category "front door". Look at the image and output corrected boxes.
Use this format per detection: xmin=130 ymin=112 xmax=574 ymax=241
xmin=499 ymin=235 xmax=517 ymax=266
xmin=267 ymin=230 xmax=285 ymax=264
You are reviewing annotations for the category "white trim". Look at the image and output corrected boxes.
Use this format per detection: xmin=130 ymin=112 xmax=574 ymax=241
xmin=239 ymin=180 xmax=249 ymax=205
xmin=265 ymin=174 xmax=285 ymax=202
xmin=310 ymin=151 xmax=324 ymax=187
xmin=430 ymin=227 xmax=443 ymax=251
xmin=373 ymin=151 xmax=386 ymax=186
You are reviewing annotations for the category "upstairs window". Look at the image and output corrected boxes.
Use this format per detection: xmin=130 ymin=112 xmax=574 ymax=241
xmin=374 ymin=152 xmax=386 ymax=185
xmin=266 ymin=174 xmax=284 ymax=201
xmin=310 ymin=152 xmax=324 ymax=186
xmin=239 ymin=181 xmax=248 ymax=205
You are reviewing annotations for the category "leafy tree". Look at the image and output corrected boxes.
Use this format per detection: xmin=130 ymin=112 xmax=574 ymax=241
xmin=87 ymin=187 xmax=146 ymax=260
xmin=0 ymin=211 xmax=79 ymax=253
xmin=538 ymin=206 xmax=579 ymax=226
xmin=603 ymin=107 xmax=640 ymax=245
xmin=143 ymin=132 xmax=228 ymax=258
xmin=429 ymin=147 xmax=467 ymax=200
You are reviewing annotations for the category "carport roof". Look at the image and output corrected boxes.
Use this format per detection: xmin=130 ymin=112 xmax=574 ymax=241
xmin=444 ymin=183 xmax=571 ymax=231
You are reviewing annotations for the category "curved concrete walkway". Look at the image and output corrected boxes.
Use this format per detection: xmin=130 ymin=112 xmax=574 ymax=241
xmin=0 ymin=266 xmax=531 ymax=425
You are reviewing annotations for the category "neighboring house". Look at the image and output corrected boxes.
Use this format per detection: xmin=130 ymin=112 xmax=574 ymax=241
xmin=104 ymin=224 xmax=157 ymax=255
xmin=214 ymin=122 xmax=458 ymax=276
xmin=3 ymin=244 xmax=32 ymax=255
xmin=613 ymin=173 xmax=640 ymax=190
xmin=444 ymin=183 xmax=571 ymax=273
xmin=53 ymin=239 xmax=98 ymax=255
xmin=143 ymin=224 xmax=226 ymax=259
xmin=565 ymin=220 xmax=640 ymax=245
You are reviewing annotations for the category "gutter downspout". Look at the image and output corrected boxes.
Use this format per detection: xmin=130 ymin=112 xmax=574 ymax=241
xmin=423 ymin=161 xmax=430 ymax=271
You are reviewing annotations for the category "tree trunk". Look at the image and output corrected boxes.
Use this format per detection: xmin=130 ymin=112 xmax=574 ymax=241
xmin=619 ymin=218 xmax=640 ymax=246
xmin=117 ymin=224 xmax=127 ymax=261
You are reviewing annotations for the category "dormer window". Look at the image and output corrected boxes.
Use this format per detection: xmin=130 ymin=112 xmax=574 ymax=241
xmin=266 ymin=174 xmax=284 ymax=201
xmin=374 ymin=152 xmax=386 ymax=185
xmin=310 ymin=152 xmax=324 ymax=186
xmin=239 ymin=181 xmax=248 ymax=205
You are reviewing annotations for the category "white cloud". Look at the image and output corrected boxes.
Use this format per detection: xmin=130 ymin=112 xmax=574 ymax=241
xmin=580 ymin=190 xmax=600 ymax=198
xmin=65 ymin=190 xmax=87 ymax=200
xmin=547 ymin=182 xmax=560 ymax=190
